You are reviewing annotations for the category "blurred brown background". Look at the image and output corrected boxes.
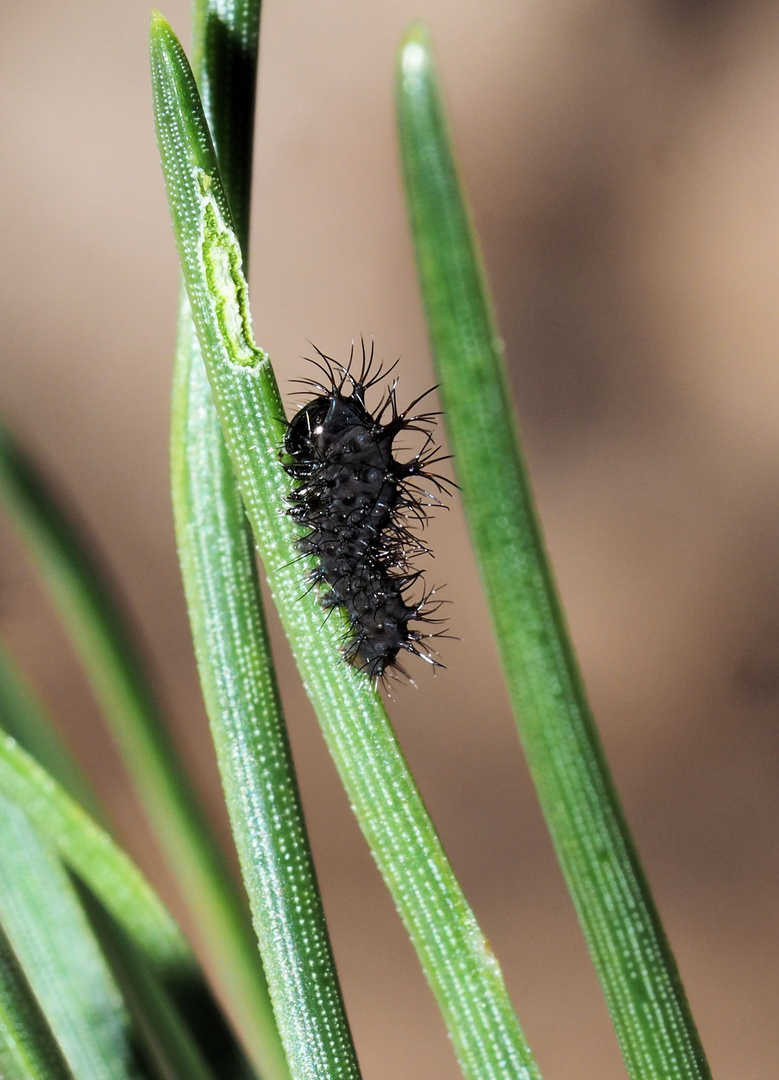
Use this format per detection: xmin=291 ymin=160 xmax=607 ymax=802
xmin=1 ymin=0 xmax=778 ymax=1076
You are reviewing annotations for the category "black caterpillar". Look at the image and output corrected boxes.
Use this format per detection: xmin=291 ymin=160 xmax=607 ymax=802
xmin=283 ymin=343 xmax=450 ymax=680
